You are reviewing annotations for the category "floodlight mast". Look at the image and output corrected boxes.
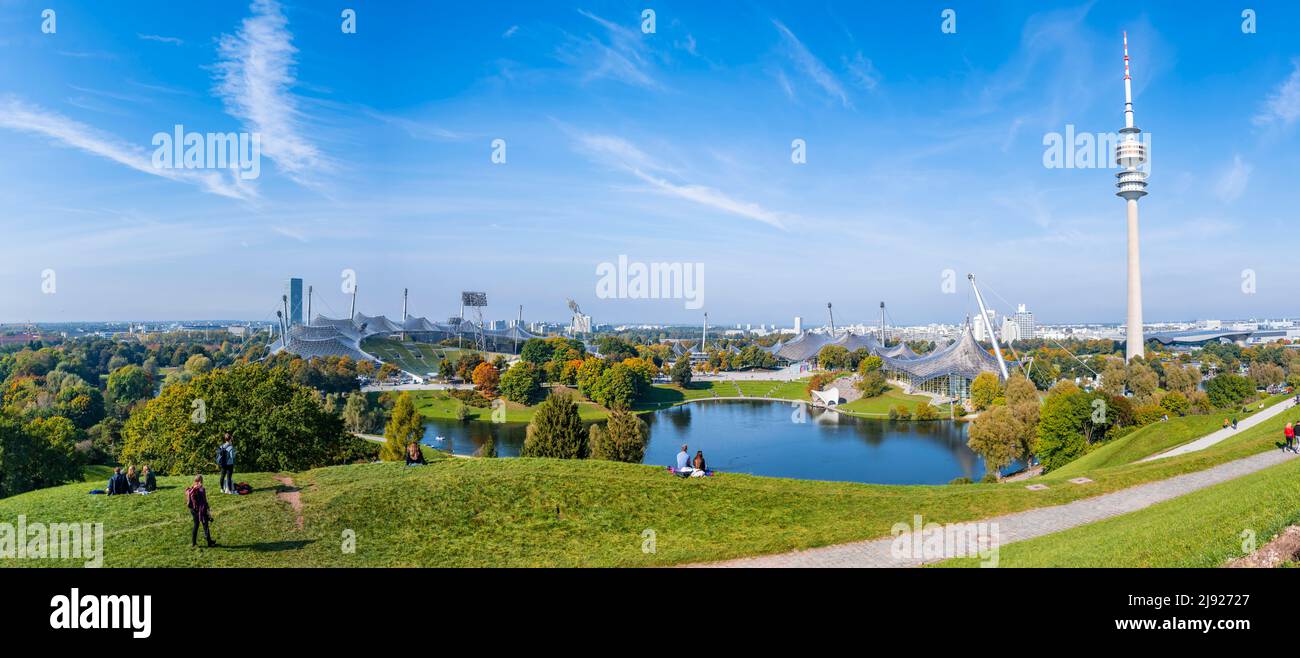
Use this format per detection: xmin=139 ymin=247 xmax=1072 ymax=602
xmin=968 ymin=274 xmax=1010 ymax=380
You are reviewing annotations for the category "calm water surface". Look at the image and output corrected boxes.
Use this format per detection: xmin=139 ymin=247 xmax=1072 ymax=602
xmin=421 ymin=399 xmax=1002 ymax=485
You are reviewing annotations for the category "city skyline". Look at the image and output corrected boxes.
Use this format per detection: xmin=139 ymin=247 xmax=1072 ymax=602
xmin=2 ymin=1 xmax=1299 ymax=325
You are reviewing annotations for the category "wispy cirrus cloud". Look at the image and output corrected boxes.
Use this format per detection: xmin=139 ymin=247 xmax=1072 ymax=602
xmin=571 ymin=129 xmax=791 ymax=230
xmin=1253 ymin=58 xmax=1300 ymax=127
xmin=0 ymin=97 xmax=254 ymax=200
xmin=772 ymin=20 xmax=851 ymax=108
xmin=137 ymin=33 xmax=183 ymax=45
xmin=214 ymin=0 xmax=332 ymax=187
xmin=1214 ymin=155 xmax=1252 ymax=202
xmin=559 ymin=9 xmax=661 ymax=90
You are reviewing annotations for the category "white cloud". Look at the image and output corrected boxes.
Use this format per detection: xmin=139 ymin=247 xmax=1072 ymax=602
xmin=215 ymin=0 xmax=332 ymax=187
xmin=502 ymin=25 xmax=519 ymax=39
xmin=1214 ymin=155 xmax=1252 ymax=202
xmin=772 ymin=20 xmax=851 ymax=108
xmin=0 ymin=97 xmax=253 ymax=200
xmin=571 ymin=130 xmax=791 ymax=230
xmin=1253 ymin=59 xmax=1300 ymax=127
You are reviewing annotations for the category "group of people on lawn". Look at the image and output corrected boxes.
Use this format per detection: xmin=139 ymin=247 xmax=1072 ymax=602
xmin=104 ymin=432 xmax=238 ymax=549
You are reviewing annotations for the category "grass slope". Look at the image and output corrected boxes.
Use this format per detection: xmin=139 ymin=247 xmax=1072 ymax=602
xmin=935 ymin=457 xmax=1300 ymax=568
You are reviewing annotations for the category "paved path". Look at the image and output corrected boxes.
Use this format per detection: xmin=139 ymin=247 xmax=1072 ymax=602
xmin=1139 ymin=397 xmax=1298 ymax=462
xmin=699 ymin=447 xmax=1299 ymax=568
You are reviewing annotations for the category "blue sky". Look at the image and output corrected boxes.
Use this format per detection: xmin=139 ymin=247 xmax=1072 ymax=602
xmin=1 ymin=0 xmax=1298 ymax=326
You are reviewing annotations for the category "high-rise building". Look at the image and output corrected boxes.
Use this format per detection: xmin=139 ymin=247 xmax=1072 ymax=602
xmin=285 ymin=278 xmax=303 ymax=326
xmin=794 ymin=316 xmax=803 ymax=334
xmin=973 ymin=309 xmax=997 ymax=342
xmin=1014 ymin=304 xmax=1036 ymax=340
xmin=1116 ymin=32 xmax=1149 ymax=361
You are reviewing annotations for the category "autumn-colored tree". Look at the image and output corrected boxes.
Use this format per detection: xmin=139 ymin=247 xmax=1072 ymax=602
xmin=472 ymin=362 xmax=500 ymax=400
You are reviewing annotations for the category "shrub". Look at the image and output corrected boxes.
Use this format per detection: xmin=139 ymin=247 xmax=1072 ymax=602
xmin=914 ymin=401 xmax=939 ymax=421
xmin=1133 ymin=404 xmax=1166 ymax=427
xmin=806 ymin=372 xmax=836 ymax=396
xmin=0 ymin=414 xmax=83 ymax=497
xmin=948 ymin=476 xmax=973 ymax=485
xmin=1158 ymin=391 xmax=1189 ymax=417
xmin=893 ymin=404 xmax=912 ymax=420
xmin=521 ymin=392 xmax=586 ymax=459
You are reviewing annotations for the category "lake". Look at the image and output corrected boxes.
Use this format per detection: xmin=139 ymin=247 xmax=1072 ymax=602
xmin=421 ymin=399 xmax=1001 ymax=485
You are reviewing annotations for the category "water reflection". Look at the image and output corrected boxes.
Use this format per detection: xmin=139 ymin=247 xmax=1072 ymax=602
xmin=422 ymin=399 xmax=1000 ymax=485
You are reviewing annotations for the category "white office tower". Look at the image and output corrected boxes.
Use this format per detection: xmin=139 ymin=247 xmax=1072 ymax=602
xmin=1115 ymin=32 xmax=1149 ymax=361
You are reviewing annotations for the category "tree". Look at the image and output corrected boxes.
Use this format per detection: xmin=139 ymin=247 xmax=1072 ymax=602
xmin=1099 ymin=360 xmax=1127 ymax=397
xmin=472 ymin=362 xmax=500 ymax=400
xmin=1126 ymin=363 xmax=1159 ymax=404
xmin=119 ymin=363 xmax=357 ymax=474
xmin=184 ymin=354 xmax=213 ymax=375
xmin=0 ymin=413 xmax=83 ymax=497
xmin=967 ymin=406 xmax=1022 ymax=477
xmin=382 ymin=392 xmax=425 ymax=461
xmin=106 ymin=365 xmax=152 ymax=417
xmin=498 ymin=361 xmax=543 ymax=405
xmin=590 ymin=363 xmax=640 ymax=409
xmin=1163 ymin=364 xmax=1200 ymax=394
xmin=670 ymin=357 xmax=693 ymax=387
xmin=914 ymin=401 xmax=939 ymax=420
xmin=855 ymin=356 xmax=887 ymax=398
xmin=1205 ymin=373 xmax=1252 ymax=409
xmin=576 ymin=357 xmax=607 ymax=399
xmin=817 ymin=345 xmax=850 ymax=370
xmin=1159 ymin=391 xmax=1189 ymax=417
xmin=1250 ymin=363 xmax=1285 ymax=389
xmin=970 ymin=372 xmax=1002 ymax=411
xmin=1004 ymin=374 xmax=1039 ymax=407
xmin=520 ymin=338 xmax=554 ymax=365
xmin=521 ymin=392 xmax=586 ymax=459
xmin=588 ymin=408 xmax=648 ymax=463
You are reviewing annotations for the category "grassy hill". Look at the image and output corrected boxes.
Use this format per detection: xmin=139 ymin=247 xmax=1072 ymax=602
xmin=3 ymin=397 xmax=1298 ymax=568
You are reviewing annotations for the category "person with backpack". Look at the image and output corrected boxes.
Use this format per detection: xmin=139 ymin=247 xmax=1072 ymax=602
xmin=185 ymin=475 xmax=217 ymax=548
xmin=217 ymin=433 xmax=236 ymax=495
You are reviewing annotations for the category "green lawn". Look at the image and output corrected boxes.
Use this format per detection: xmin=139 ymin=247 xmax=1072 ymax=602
xmin=408 ymin=389 xmax=610 ymax=422
xmin=839 ymin=387 xmax=947 ymax=416
xmin=934 ymin=457 xmax=1300 ymax=568
xmin=1054 ymin=393 xmax=1292 ymax=477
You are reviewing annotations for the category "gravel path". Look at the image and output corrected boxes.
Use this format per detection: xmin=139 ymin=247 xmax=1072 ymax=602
xmin=1139 ymin=397 xmax=1297 ymax=462
xmin=698 ymin=447 xmax=1299 ymax=568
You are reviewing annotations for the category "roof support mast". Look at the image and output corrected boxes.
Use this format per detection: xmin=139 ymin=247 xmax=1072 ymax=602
xmin=968 ymin=274 xmax=1010 ymax=380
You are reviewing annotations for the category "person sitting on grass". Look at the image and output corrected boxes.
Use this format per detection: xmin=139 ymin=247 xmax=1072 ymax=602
xmin=691 ymin=450 xmax=708 ymax=478
xmin=106 ymin=467 xmax=131 ymax=496
xmin=185 ymin=475 xmax=217 ymax=548
xmin=141 ymin=464 xmax=157 ymax=492
xmin=405 ymin=442 xmax=427 ymax=466
xmin=126 ymin=465 xmax=140 ymax=492
xmin=675 ymin=444 xmax=690 ymax=472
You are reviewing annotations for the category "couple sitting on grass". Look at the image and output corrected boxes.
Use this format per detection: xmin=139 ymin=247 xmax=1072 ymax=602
xmin=106 ymin=464 xmax=157 ymax=495
xmin=674 ymin=444 xmax=709 ymax=478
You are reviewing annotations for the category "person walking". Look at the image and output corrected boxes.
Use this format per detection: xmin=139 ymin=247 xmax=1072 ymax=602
xmin=217 ymin=433 xmax=236 ymax=494
xmin=1286 ymin=422 xmax=1296 ymax=453
xmin=1231 ymin=416 xmax=1238 ymax=431
xmin=185 ymin=475 xmax=217 ymax=548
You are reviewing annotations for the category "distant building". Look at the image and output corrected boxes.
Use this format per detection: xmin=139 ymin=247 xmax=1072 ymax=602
xmin=972 ymin=309 xmax=997 ymax=342
xmin=285 ymin=278 xmax=304 ymax=326
xmin=571 ymin=313 xmax=592 ymax=334
xmin=794 ymin=316 xmax=803 ymax=334
xmin=1013 ymin=304 xmax=1035 ymax=340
